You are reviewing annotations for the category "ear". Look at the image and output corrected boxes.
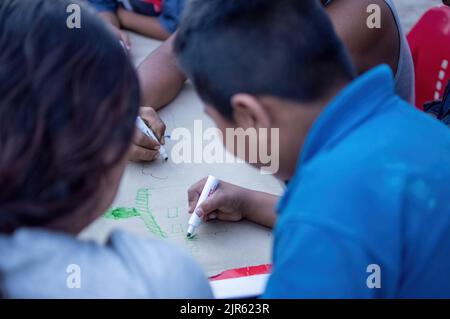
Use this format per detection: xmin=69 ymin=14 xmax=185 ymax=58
xmin=231 ymin=94 xmax=271 ymax=129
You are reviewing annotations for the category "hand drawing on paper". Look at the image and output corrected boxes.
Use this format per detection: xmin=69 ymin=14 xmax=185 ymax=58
xmin=79 ymin=68 xmax=283 ymax=275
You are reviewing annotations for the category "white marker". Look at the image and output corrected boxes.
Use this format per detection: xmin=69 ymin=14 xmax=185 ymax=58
xmin=135 ymin=116 xmax=169 ymax=161
xmin=187 ymin=176 xmax=220 ymax=238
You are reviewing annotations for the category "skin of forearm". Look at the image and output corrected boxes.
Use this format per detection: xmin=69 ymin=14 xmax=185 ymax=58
xmin=137 ymin=35 xmax=187 ymax=109
xmin=119 ymin=10 xmax=170 ymax=41
xmin=325 ymin=0 xmax=398 ymax=74
xmin=242 ymin=189 xmax=278 ymax=228
xmin=98 ymin=11 xmax=121 ymax=28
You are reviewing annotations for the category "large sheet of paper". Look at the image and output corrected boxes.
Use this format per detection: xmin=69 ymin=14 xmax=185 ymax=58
xmin=79 ymin=33 xmax=284 ymax=276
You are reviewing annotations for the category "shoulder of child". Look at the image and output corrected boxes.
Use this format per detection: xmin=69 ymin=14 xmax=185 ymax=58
xmin=107 ymin=230 xmax=213 ymax=299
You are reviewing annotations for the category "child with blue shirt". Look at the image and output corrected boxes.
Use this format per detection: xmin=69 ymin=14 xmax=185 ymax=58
xmin=133 ymin=0 xmax=415 ymax=162
xmin=176 ymin=0 xmax=450 ymax=298
xmin=0 ymin=0 xmax=211 ymax=298
xmin=87 ymin=0 xmax=185 ymax=48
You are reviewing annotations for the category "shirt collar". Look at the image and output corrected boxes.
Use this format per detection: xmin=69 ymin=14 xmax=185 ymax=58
xmin=300 ymin=65 xmax=395 ymax=165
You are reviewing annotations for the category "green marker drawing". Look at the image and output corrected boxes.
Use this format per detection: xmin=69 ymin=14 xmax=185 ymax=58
xmin=185 ymin=236 xmax=200 ymax=255
xmin=186 ymin=234 xmax=198 ymax=240
xmin=104 ymin=207 xmax=140 ymax=220
xmin=135 ymin=188 xmax=168 ymax=238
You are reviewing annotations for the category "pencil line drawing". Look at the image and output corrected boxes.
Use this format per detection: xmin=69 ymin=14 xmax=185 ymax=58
xmin=167 ymin=207 xmax=179 ymax=218
xmin=185 ymin=236 xmax=200 ymax=256
xmin=171 ymin=223 xmax=184 ymax=234
xmin=140 ymin=165 xmax=169 ymax=180
xmin=150 ymin=173 xmax=169 ymax=180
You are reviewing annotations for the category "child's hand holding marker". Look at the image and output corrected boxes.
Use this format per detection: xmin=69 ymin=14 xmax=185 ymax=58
xmin=97 ymin=12 xmax=131 ymax=51
xmin=116 ymin=29 xmax=131 ymax=51
xmin=188 ymin=177 xmax=246 ymax=224
xmin=187 ymin=176 xmax=221 ymax=237
xmin=187 ymin=177 xmax=279 ymax=230
xmin=129 ymin=107 xmax=167 ymax=162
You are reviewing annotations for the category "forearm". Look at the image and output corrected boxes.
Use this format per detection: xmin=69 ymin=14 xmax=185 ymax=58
xmin=242 ymin=190 xmax=279 ymax=228
xmin=119 ymin=11 xmax=170 ymax=41
xmin=325 ymin=0 xmax=398 ymax=74
xmin=98 ymin=11 xmax=120 ymax=28
xmin=137 ymin=34 xmax=187 ymax=109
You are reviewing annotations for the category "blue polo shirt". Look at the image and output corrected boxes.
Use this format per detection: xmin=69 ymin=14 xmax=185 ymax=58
xmin=264 ymin=65 xmax=450 ymax=298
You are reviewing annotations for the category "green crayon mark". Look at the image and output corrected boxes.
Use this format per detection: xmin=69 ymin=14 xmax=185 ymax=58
xmin=135 ymin=188 xmax=168 ymax=238
xmin=104 ymin=207 xmax=140 ymax=220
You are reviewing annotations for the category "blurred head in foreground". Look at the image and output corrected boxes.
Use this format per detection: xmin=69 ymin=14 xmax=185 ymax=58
xmin=0 ymin=0 xmax=140 ymax=234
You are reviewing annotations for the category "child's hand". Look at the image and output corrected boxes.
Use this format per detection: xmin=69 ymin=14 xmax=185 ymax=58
xmin=98 ymin=11 xmax=131 ymax=50
xmin=188 ymin=178 xmax=279 ymax=228
xmin=187 ymin=178 xmax=250 ymax=222
xmin=128 ymin=107 xmax=166 ymax=162
xmin=112 ymin=25 xmax=131 ymax=51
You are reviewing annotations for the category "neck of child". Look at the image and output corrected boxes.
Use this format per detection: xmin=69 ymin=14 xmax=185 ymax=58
xmin=270 ymin=80 xmax=350 ymax=180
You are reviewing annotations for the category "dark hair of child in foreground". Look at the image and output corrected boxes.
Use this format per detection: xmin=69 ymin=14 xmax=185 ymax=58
xmin=0 ymin=0 xmax=211 ymax=298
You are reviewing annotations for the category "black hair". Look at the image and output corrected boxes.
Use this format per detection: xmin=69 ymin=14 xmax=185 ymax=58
xmin=0 ymin=0 xmax=140 ymax=233
xmin=174 ymin=0 xmax=356 ymax=118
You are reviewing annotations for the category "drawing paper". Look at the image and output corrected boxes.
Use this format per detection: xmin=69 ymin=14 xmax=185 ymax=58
xmin=79 ymin=32 xmax=284 ymax=276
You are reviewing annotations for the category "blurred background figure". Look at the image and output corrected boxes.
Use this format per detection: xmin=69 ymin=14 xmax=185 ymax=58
xmin=407 ymin=1 xmax=450 ymax=121
xmin=87 ymin=0 xmax=186 ymax=48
